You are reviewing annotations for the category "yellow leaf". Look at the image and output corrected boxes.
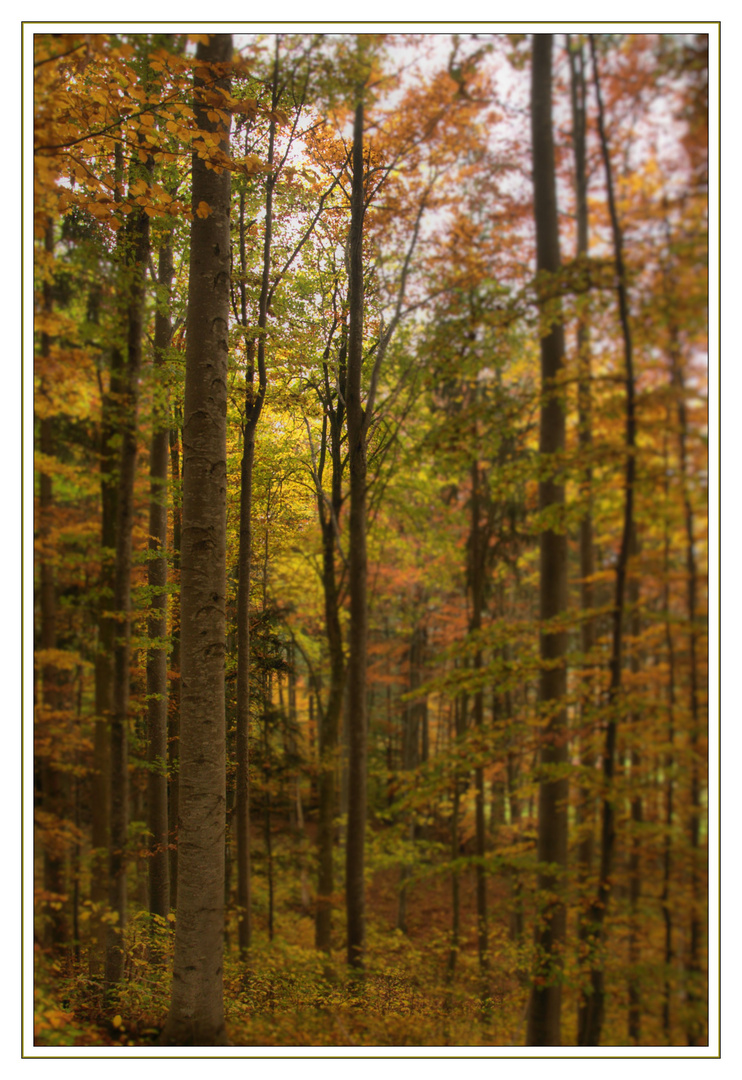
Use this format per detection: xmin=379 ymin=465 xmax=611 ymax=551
xmin=112 ymin=1014 xmax=122 ymax=1029
xmin=196 ymin=201 xmax=211 ymax=219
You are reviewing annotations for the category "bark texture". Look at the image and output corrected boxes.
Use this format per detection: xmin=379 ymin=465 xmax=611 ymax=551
xmin=526 ymin=33 xmax=569 ymax=1047
xmin=147 ymin=236 xmax=174 ymax=921
xmin=345 ymin=91 xmax=368 ymax=970
xmin=162 ymin=32 xmax=232 ymax=1046
xmin=578 ymin=36 xmax=637 ymax=1046
xmin=315 ymin=325 xmax=346 ymax=954
xmin=234 ymin=58 xmax=278 ymax=954
xmin=105 ymin=153 xmax=151 ymax=986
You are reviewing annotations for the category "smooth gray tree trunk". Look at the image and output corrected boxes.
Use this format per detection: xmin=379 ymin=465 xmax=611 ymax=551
xmin=162 ymin=32 xmax=232 ymax=1046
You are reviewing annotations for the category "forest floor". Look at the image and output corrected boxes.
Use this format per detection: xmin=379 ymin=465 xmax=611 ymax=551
xmin=33 ymin=825 xmax=686 ymax=1049
xmin=33 ymin=850 xmax=537 ymax=1049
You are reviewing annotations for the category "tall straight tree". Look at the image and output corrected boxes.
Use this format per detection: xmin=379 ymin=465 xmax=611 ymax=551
xmin=105 ymin=137 xmax=152 ymax=987
xmin=234 ymin=66 xmax=278 ymax=958
xmin=345 ymin=74 xmax=368 ymax=970
xmin=566 ymin=34 xmax=599 ymax=1031
xmin=526 ymin=32 xmax=569 ymax=1047
xmin=162 ymin=32 xmax=232 ymax=1046
xmin=578 ymin=35 xmax=637 ymax=1047
xmin=146 ymin=233 xmax=174 ymax=922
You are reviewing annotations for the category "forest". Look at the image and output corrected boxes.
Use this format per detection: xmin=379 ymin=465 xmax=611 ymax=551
xmin=31 ymin=28 xmax=710 ymax=1050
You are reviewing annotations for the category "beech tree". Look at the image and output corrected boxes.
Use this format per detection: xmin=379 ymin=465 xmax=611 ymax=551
xmin=526 ymin=32 xmax=569 ymax=1048
xmin=161 ymin=32 xmax=233 ymax=1046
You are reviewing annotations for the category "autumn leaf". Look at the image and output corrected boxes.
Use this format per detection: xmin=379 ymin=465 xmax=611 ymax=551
xmin=196 ymin=201 xmax=212 ymax=218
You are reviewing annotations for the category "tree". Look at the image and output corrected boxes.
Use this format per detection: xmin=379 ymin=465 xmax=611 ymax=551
xmin=105 ymin=114 xmax=152 ymax=988
xmin=344 ymin=72 xmax=369 ymax=971
xmin=161 ymin=32 xmax=233 ymax=1046
xmin=526 ymin=32 xmax=569 ymax=1047
xmin=577 ymin=34 xmax=638 ymax=1047
xmin=146 ymin=229 xmax=174 ymax=923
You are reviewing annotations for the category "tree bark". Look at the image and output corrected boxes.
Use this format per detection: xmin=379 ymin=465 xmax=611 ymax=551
xmin=666 ymin=311 xmax=704 ymax=1046
xmin=162 ymin=32 xmax=232 ymax=1046
xmin=315 ymin=330 xmax=347 ymax=953
xmin=168 ymin=411 xmax=182 ymax=910
xmin=526 ymin=33 xmax=569 ymax=1048
xmin=578 ymin=36 xmax=637 ymax=1046
xmin=345 ymin=86 xmax=368 ymax=971
xmin=38 ymin=221 xmax=68 ymax=950
xmin=660 ymin=424 xmax=676 ymax=1040
xmin=234 ymin=48 xmax=279 ymax=956
xmin=147 ymin=235 xmax=174 ymax=922
xmin=626 ymin=535 xmax=642 ymax=1044
xmin=468 ymin=462 xmax=489 ymax=984
xmin=567 ymin=38 xmax=599 ymax=1024
xmin=105 ymin=148 xmax=151 ymax=987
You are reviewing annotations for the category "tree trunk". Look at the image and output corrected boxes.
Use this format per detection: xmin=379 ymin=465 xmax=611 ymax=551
xmin=567 ymin=37 xmax=599 ymax=1023
xmin=105 ymin=150 xmax=151 ymax=987
xmin=38 ymin=221 xmax=68 ymax=950
xmin=626 ymin=539 xmax=642 ymax=1044
xmin=345 ymin=88 xmax=368 ymax=971
xmin=90 ymin=321 xmax=121 ymax=978
xmin=162 ymin=32 xmax=232 ymax=1047
xmin=397 ymin=624 xmax=423 ymax=935
xmin=526 ymin=33 xmax=569 ymax=1048
xmin=234 ymin=51 xmax=279 ymax=956
xmin=315 ymin=343 xmax=346 ymax=951
xmin=168 ymin=412 xmax=182 ymax=910
xmin=578 ymin=36 xmax=637 ymax=1046
xmin=468 ymin=463 xmax=489 ymax=984
xmin=147 ymin=235 xmax=173 ymax=923
xmin=446 ymin=684 xmax=467 ymax=983
xmin=660 ymin=425 xmax=676 ymax=1040
xmin=667 ymin=318 xmax=704 ymax=1046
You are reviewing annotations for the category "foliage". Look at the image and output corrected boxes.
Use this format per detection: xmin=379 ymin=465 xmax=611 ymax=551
xmin=31 ymin=29 xmax=710 ymax=1049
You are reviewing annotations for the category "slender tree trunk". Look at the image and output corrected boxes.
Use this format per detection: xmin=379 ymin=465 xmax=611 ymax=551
xmin=626 ymin=539 xmax=642 ymax=1044
xmin=526 ymin=33 xmax=569 ymax=1047
xmin=168 ymin=411 xmax=182 ymax=910
xmin=91 ymin=338 xmax=121 ymax=978
xmin=505 ymin=715 xmax=525 ymax=951
xmin=234 ymin=52 xmax=279 ymax=956
xmin=567 ymin=37 xmax=599 ymax=1022
xmin=147 ymin=235 xmax=173 ymax=922
xmin=345 ymin=89 xmax=368 ymax=971
xmin=105 ymin=151 xmax=151 ymax=986
xmin=578 ymin=36 xmax=637 ymax=1046
xmin=38 ymin=222 xmax=68 ymax=950
xmin=446 ymin=685 xmax=467 ymax=983
xmin=667 ymin=321 xmax=705 ymax=1045
xmin=162 ymin=32 xmax=232 ymax=1046
xmin=235 ymin=416 xmax=256 ymax=955
xmin=469 ymin=462 xmax=489 ymax=983
xmin=315 ymin=366 xmax=346 ymax=950
xmin=397 ymin=624 xmax=422 ymax=935
xmin=660 ymin=426 xmax=676 ymax=1040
